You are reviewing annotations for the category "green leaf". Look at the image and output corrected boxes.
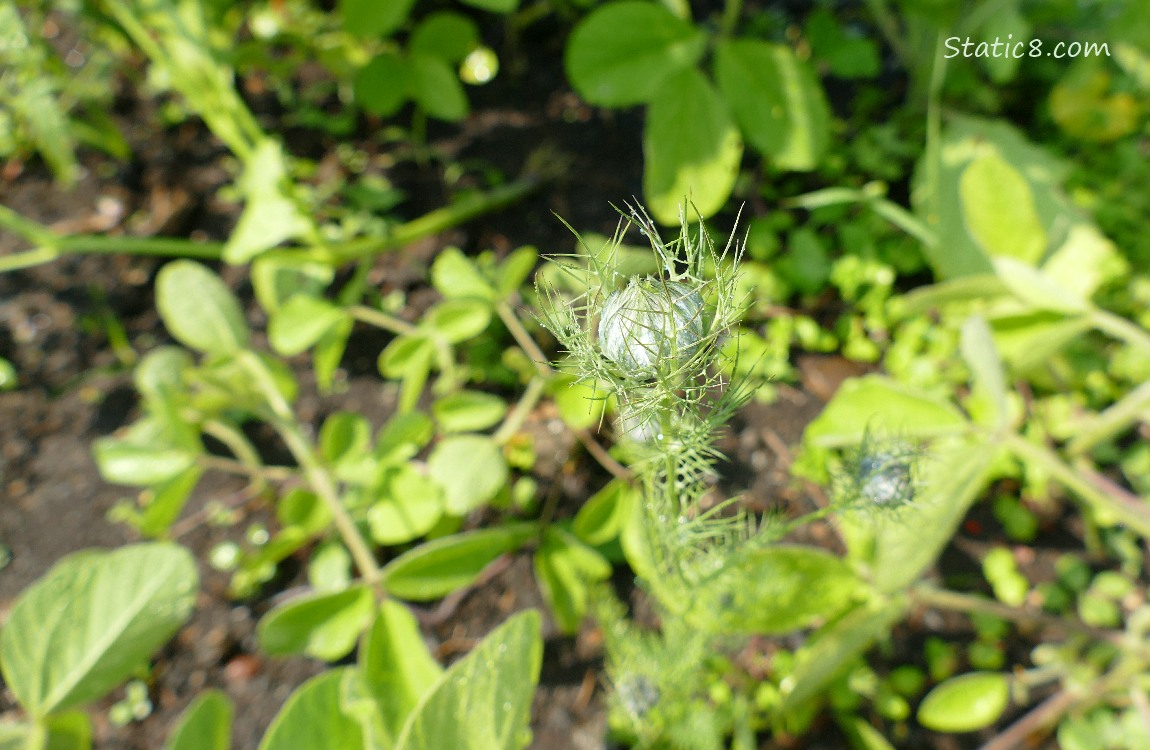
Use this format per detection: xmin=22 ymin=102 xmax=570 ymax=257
xmin=409 ymin=53 xmax=467 ymax=122
xmin=164 ymin=690 xmax=233 ymax=750
xmin=258 ymin=586 xmax=375 ymax=662
xmin=376 ymin=412 xmax=436 ymax=464
xmin=410 ymin=12 xmax=479 ymax=63
xmin=979 ymin=2 xmax=1029 ymax=84
xmin=427 ymin=435 xmax=508 ymax=514
xmin=564 ymin=0 xmax=705 ymax=106
xmin=314 ymin=316 xmax=354 ymax=394
xmin=534 ymin=528 xmax=612 ymax=634
xmin=643 ymin=67 xmax=742 ymax=224
xmin=992 ymin=257 xmax=1088 ymax=314
xmin=308 ymin=542 xmax=352 ymax=592
xmin=0 ymin=358 xmax=17 ymax=391
xmin=573 ymin=478 xmax=636 ymax=545
xmin=781 ymin=598 xmax=907 ymax=712
xmin=319 ymin=412 xmax=373 ymax=478
xmin=432 ymin=391 xmax=508 ymax=433
xmin=42 ymin=711 xmax=92 ymax=750
xmin=917 ymin=672 xmax=1010 ymax=732
xmin=382 ymin=526 xmax=533 ymax=601
xmin=354 ymin=52 xmax=410 ymax=117
xmin=804 ymin=9 xmax=880 ymax=79
xmin=340 ymin=0 xmax=415 ymax=37
xmin=368 ymin=464 xmax=445 ymax=545
xmin=959 ymin=152 xmax=1047 ymax=264
xmin=430 ymin=248 xmax=496 ymax=301
xmin=93 ymin=436 xmax=198 ymax=487
xmin=548 ymin=375 xmax=610 ymax=431
xmin=268 ymin=295 xmax=349 ymax=356
xmin=396 ymin=610 xmax=542 ymax=750
xmin=277 ymin=488 xmax=332 ymax=535
xmin=251 ymin=256 xmax=335 ymax=315
xmin=359 ymin=600 xmax=444 ymax=745
xmin=715 ymin=39 xmax=830 ymax=170
xmin=0 ymin=543 xmax=197 ymax=717
xmin=424 ymin=299 xmax=492 ymax=343
xmin=133 ymin=347 xmax=192 ymax=403
xmin=137 ymin=466 xmax=203 ymax=538
xmin=224 ymin=140 xmax=311 ymax=264
xmin=496 ymin=247 xmax=538 ymax=298
xmin=259 ymin=669 xmax=364 ymax=750
xmin=378 ymin=335 xmax=435 ymax=378
xmin=156 ymin=260 xmax=250 ymax=355
xmin=689 ymin=546 xmax=860 ymax=634
xmin=960 ymin=315 xmax=1008 ymax=429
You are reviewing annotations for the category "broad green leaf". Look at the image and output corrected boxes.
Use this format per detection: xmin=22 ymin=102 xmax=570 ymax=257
xmin=156 ymin=261 xmax=250 ymax=354
xmin=250 ymin=256 xmax=334 ymax=315
xmin=912 ymin=116 xmax=1073 ymax=279
xmin=396 ymin=610 xmax=542 ymax=750
xmin=277 ymin=488 xmax=332 ymax=536
xmin=164 ymin=690 xmax=233 ymax=750
xmin=354 ymin=52 xmax=410 ymax=117
xmin=378 ymin=334 xmax=435 ymax=377
xmin=548 ymin=375 xmax=610 ymax=431
xmin=340 ymin=0 xmax=415 ymax=37
xmin=989 ymin=312 xmax=1092 ymax=374
xmin=432 ymin=390 xmax=507 ymax=433
xmin=427 ymin=434 xmax=508 ymax=514
xmin=424 ymin=299 xmax=492 ymax=343
xmin=268 ymin=295 xmax=349 ymax=356
xmin=133 ymin=347 xmax=193 ymax=403
xmin=259 ymin=669 xmax=364 ymax=750
xmin=534 ymin=528 xmax=612 ymax=634
xmin=308 ymin=542 xmax=352 ymax=592
xmin=643 ymin=67 xmax=742 ymax=224
xmin=42 ymin=712 xmax=91 ymax=750
xmin=258 ymin=586 xmax=374 ymax=662
xmin=338 ymin=670 xmax=388 ymax=750
xmin=430 ymin=248 xmax=496 ymax=301
xmin=781 ymin=598 xmax=907 ymax=712
xmin=359 ymin=600 xmax=444 ymax=745
xmin=137 ymin=466 xmax=203 ymax=538
xmin=0 ymin=543 xmax=197 ymax=717
xmin=496 ymin=247 xmax=538 ymax=297
xmin=319 ymin=412 xmax=373 ymax=480
xmin=688 ymin=546 xmax=860 ymax=634
xmin=224 ymin=140 xmax=311 ymax=264
xmin=573 ymin=478 xmax=636 ymax=545
xmin=375 ymin=412 xmax=436 ymax=465
xmin=992 ymin=257 xmax=1088 ymax=314
xmin=917 ymin=672 xmax=1010 ymax=732
xmin=93 ymin=436 xmax=198 ymax=487
xmin=410 ymin=12 xmax=479 ymax=63
xmin=715 ymin=39 xmax=830 ymax=170
xmin=960 ymin=315 xmax=1008 ymax=429
xmin=804 ymin=9 xmax=880 ymax=79
xmin=802 ymin=375 xmax=968 ymax=452
xmin=382 ymin=525 xmax=533 ymax=601
xmin=409 ymin=53 xmax=467 ymax=122
xmin=564 ymin=1 xmax=705 ymax=106
xmin=959 ymin=152 xmax=1047 ymax=264
xmin=368 ymin=464 xmax=445 ymax=545
xmin=1041 ymin=223 xmax=1127 ymax=302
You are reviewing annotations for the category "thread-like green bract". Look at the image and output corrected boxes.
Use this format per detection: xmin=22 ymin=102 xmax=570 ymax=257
xmin=598 ymin=278 xmax=705 ymax=378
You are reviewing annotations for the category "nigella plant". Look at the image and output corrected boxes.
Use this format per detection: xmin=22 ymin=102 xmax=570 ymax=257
xmin=537 ymin=203 xmax=758 ymax=615
xmin=833 ymin=427 xmax=923 ymax=513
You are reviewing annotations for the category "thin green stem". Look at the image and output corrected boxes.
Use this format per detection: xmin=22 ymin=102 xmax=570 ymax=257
xmin=493 ymin=375 xmax=547 ymax=445
xmin=202 ymin=419 xmax=275 ymax=491
xmin=349 ymin=305 xmax=420 ymax=336
xmin=863 ymin=0 xmax=911 ymax=68
xmin=1005 ymin=433 xmax=1150 ymax=538
xmin=239 ymin=352 xmax=383 ymax=589
xmin=719 ymin=0 xmax=743 ymax=37
xmin=496 ymin=301 xmax=550 ymax=376
xmin=326 ymin=176 xmax=542 ymax=265
xmin=911 ymin=583 xmax=1118 ymax=644
xmin=1066 ymin=378 xmax=1150 ymax=457
xmin=1091 ymin=308 xmax=1150 ymax=355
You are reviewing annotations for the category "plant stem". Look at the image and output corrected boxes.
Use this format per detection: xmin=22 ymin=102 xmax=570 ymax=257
xmin=493 ymin=375 xmax=547 ymax=445
xmin=911 ymin=583 xmax=1119 ymax=644
xmin=1066 ymin=377 xmax=1150 ymax=457
xmin=863 ymin=0 xmax=911 ymax=68
xmin=326 ymin=176 xmax=542 ymax=265
xmin=719 ymin=0 xmax=743 ymax=37
xmin=349 ymin=305 xmax=420 ymax=336
xmin=1004 ymin=433 xmax=1150 ymax=538
xmin=1091 ymin=308 xmax=1150 ymax=355
xmin=239 ymin=352 xmax=383 ymax=589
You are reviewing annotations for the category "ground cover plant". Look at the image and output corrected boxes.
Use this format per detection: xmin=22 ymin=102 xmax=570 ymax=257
xmin=2 ymin=0 xmax=1150 ymax=748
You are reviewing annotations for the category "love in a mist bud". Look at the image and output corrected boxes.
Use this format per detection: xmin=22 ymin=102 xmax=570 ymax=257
xmin=598 ymin=278 xmax=705 ymax=377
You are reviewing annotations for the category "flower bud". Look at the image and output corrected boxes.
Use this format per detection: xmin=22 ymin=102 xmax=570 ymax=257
xmin=598 ymin=278 xmax=705 ymax=378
